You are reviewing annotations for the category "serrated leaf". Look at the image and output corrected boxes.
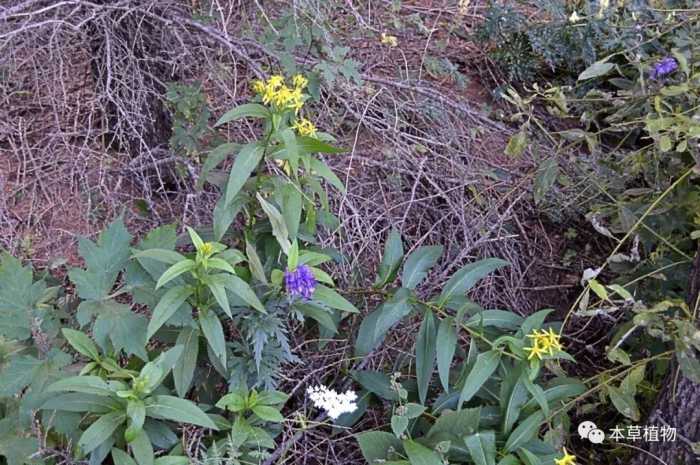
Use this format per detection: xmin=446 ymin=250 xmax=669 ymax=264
xmin=93 ymin=303 xmax=148 ymax=360
xmin=0 ymin=254 xmax=45 ymax=340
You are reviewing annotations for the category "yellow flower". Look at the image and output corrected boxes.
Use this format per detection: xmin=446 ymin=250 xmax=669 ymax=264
xmin=252 ymin=79 xmax=265 ymax=95
xmin=524 ymin=343 xmax=547 ymax=360
xmin=267 ymin=75 xmax=284 ymax=89
xmin=380 ymin=32 xmax=398 ymax=47
xmin=292 ymin=74 xmax=308 ymax=90
xmin=200 ymin=242 xmax=214 ymax=257
xmin=524 ymin=329 xmax=563 ymax=359
xmin=555 ymin=448 xmax=577 ymax=465
xmin=292 ymin=118 xmax=317 ymax=137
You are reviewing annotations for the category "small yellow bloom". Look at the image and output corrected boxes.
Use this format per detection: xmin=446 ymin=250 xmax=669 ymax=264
xmin=524 ymin=343 xmax=547 ymax=360
xmin=267 ymin=75 xmax=284 ymax=89
xmin=292 ymin=74 xmax=308 ymax=90
xmin=555 ymin=448 xmax=577 ymax=465
xmin=252 ymin=79 xmax=265 ymax=95
xmin=292 ymin=118 xmax=317 ymax=137
xmin=380 ymin=33 xmax=398 ymax=47
xmin=200 ymin=242 xmax=214 ymax=257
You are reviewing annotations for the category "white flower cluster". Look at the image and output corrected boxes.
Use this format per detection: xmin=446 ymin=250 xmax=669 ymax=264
xmin=306 ymin=385 xmax=358 ymax=420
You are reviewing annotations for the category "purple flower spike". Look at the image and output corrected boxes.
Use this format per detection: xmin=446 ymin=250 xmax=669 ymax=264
xmin=651 ymin=57 xmax=678 ymax=80
xmin=284 ymin=264 xmax=317 ymax=300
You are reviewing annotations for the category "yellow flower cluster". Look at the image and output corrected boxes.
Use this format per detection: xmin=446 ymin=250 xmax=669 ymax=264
xmin=251 ymin=74 xmax=308 ymax=113
xmin=524 ymin=328 xmax=563 ymax=360
xmin=380 ymin=32 xmax=398 ymax=47
xmin=292 ymin=118 xmax=317 ymax=137
xmin=554 ymin=448 xmax=576 ymax=465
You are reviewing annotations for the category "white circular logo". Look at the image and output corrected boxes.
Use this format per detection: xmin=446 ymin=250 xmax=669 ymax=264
xmin=578 ymin=421 xmax=598 ymax=439
xmin=589 ymin=428 xmax=605 ymax=444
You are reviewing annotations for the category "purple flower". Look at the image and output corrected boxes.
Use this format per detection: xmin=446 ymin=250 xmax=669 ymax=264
xmin=284 ymin=264 xmax=317 ymax=300
xmin=650 ymin=57 xmax=678 ymax=79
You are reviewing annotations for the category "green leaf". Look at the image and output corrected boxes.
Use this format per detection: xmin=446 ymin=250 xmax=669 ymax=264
xmin=402 ymin=246 xmax=443 ymax=290
xmin=391 ymin=415 xmax=409 ymax=437
xmin=404 ymin=403 xmax=426 ymax=419
xmin=497 ymin=455 xmax=522 ymax=465
xmin=608 ymin=386 xmax=640 ymax=421
xmin=131 ymin=249 xmax=185 ymax=265
xmin=309 ymin=158 xmax=346 ymax=192
xmin=403 ymin=439 xmax=441 ymax=465
xmin=438 ymin=258 xmax=509 ymax=306
xmin=130 ymin=430 xmax=154 ymax=465
xmin=112 ymin=448 xmax=138 ymax=465
xmin=153 ymin=457 xmax=189 ymax=465
xmin=464 ymin=431 xmax=496 ymax=465
xmin=245 ymin=240 xmax=268 ymax=285
xmin=213 ymin=193 xmax=245 ymax=241
xmin=426 ymin=407 xmax=481 ymax=441
xmin=281 ymin=184 xmax=302 ymax=241
xmin=41 ymin=393 xmax=119 ymax=413
xmin=221 ymin=275 xmax=266 ymax=313
xmin=69 ymin=217 xmax=132 ymax=301
xmin=225 ymin=144 xmax=264 ymax=205
xmin=127 ymin=400 xmax=146 ymax=434
xmin=517 ymin=448 xmax=542 ymax=465
xmin=173 ymin=327 xmax=199 ymax=397
xmin=503 ymin=379 xmax=528 ymax=435
xmin=62 ymin=329 xmax=100 ymax=360
xmin=145 ymin=395 xmax=218 ymax=429
xmin=355 ymin=289 xmax=412 ymax=356
xmin=198 ymin=142 xmax=240 ymax=189
xmin=357 ymin=431 xmax=403 ymax=463
xmin=298 ymin=136 xmax=345 ymax=154
xmin=519 ymin=309 xmax=554 ymax=337
xmin=215 ymin=103 xmax=270 ymax=126
xmin=256 ymin=193 xmax=291 ymax=254
xmin=351 ymin=370 xmax=398 ymax=401
xmin=47 ymin=376 xmax=115 ymax=396
xmin=521 ymin=375 xmax=549 ymax=417
xmin=78 ymin=411 xmax=125 ymax=453
xmin=578 ymin=58 xmax=615 ymax=80
xmin=93 ymin=303 xmax=148 ymax=360
xmin=0 ymin=355 xmax=42 ymax=396
xmin=313 ymin=285 xmax=358 ymax=313
xmin=251 ymin=405 xmax=284 ymax=423
xmin=146 ymin=286 xmax=194 ymax=340
xmin=155 ymin=260 xmax=195 ymax=290
xmin=465 ymin=310 xmax=525 ymax=331
xmin=505 ymin=130 xmax=528 ymax=157
xmin=0 ymin=254 xmax=45 ymax=340
xmin=199 ymin=310 xmax=226 ymax=368
xmin=459 ymin=350 xmax=501 ymax=408
xmin=534 ymin=158 xmax=559 ymax=205
xmin=416 ymin=311 xmax=437 ymax=405
xmin=206 ymin=278 xmax=230 ymax=317
xmin=505 ymin=411 xmax=544 ymax=452
xmin=206 ymin=258 xmax=236 ymax=275
xmin=215 ymin=391 xmax=246 ymax=412
xmin=279 ymin=128 xmax=299 ymax=172
xmin=436 ymin=317 xmax=457 ymax=392
xmin=374 ymin=229 xmax=403 ymax=287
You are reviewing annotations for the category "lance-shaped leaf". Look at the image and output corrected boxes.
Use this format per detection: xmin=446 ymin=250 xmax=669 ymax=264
xmin=215 ymin=103 xmax=270 ymax=126
xmin=225 ymin=144 xmax=263 ymax=205
xmin=256 ymin=193 xmax=291 ymax=254
xmin=146 ymin=286 xmax=194 ymax=339
xmin=79 ymin=411 xmax=126 ymax=453
xmin=145 ymin=395 xmax=218 ymax=429
xmin=155 ymin=260 xmax=195 ymax=289
xmin=416 ymin=311 xmax=437 ymax=404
